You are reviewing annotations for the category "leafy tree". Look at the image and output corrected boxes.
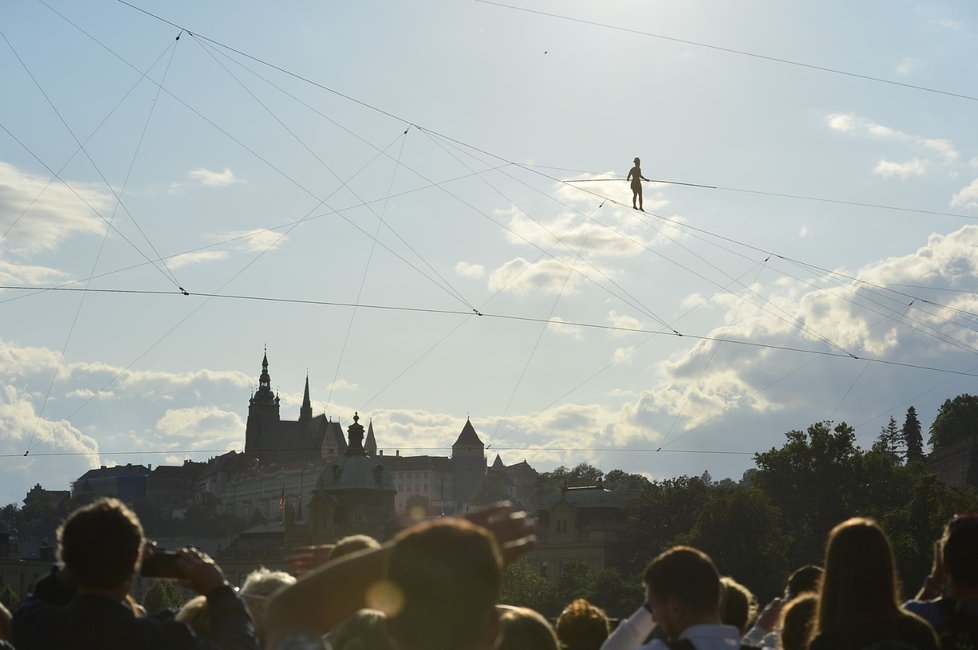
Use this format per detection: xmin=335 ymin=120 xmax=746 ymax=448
xmin=142 ymin=579 xmax=184 ymax=611
xmin=602 ymin=469 xmax=652 ymax=512
xmin=614 ymin=475 xmax=712 ymax=579
xmin=0 ymin=582 xmax=21 ymax=610
xmin=681 ymin=486 xmax=789 ymax=602
xmin=929 ymin=395 xmax=978 ymax=452
xmin=751 ymin=421 xmax=864 ymax=568
xmin=553 ymin=561 xmax=593 ymax=616
xmin=499 ymin=559 xmax=555 ymax=614
xmin=902 ymin=406 xmax=924 ymax=462
xmin=534 ymin=463 xmax=604 ymax=509
xmin=587 ymin=568 xmax=644 ymax=619
xmin=470 ymin=472 xmax=512 ymax=507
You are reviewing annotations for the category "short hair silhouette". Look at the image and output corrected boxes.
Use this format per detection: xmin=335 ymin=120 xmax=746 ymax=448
xmin=786 ymin=564 xmax=823 ymax=598
xmin=943 ymin=513 xmax=978 ymax=587
xmin=497 ymin=606 xmax=560 ymax=650
xmin=331 ymin=609 xmax=394 ymax=650
xmin=386 ymin=519 xmax=502 ymax=650
xmin=643 ymin=546 xmax=721 ymax=616
xmin=779 ymin=593 xmax=817 ymax=650
xmin=329 ymin=534 xmax=381 ymax=561
xmin=555 ymin=598 xmax=610 ymax=650
xmin=57 ymin=497 xmax=143 ymax=589
xmin=719 ymin=576 xmax=757 ymax=634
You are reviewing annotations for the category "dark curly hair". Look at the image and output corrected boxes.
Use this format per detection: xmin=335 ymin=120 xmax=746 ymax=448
xmin=57 ymin=498 xmax=144 ymax=589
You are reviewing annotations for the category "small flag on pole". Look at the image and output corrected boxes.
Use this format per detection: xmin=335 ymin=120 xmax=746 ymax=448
xmin=279 ymin=485 xmax=286 ymax=511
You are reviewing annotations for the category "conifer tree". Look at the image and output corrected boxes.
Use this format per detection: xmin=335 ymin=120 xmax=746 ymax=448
xmin=902 ymin=406 xmax=924 ymax=462
xmin=877 ymin=416 xmax=903 ymax=460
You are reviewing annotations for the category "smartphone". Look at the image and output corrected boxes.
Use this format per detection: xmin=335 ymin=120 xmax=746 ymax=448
xmin=140 ymin=548 xmax=183 ymax=579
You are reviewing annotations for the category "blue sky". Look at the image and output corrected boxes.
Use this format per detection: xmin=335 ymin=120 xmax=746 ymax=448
xmin=1 ymin=0 xmax=977 ymax=506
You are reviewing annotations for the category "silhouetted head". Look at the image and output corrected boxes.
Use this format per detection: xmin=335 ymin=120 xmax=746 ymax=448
xmin=815 ymin=517 xmax=901 ymax=638
xmin=241 ymin=567 xmax=296 ymax=643
xmin=386 ymin=519 xmax=502 ymax=650
xmin=634 ymin=157 xmax=640 ymax=164
xmin=329 ymin=534 xmax=381 ymax=561
xmin=779 ymin=593 xmax=817 ymax=650
xmin=497 ymin=606 xmax=560 ymax=650
xmin=719 ymin=576 xmax=757 ymax=634
xmin=57 ymin=497 xmax=144 ymax=590
xmin=332 ymin=609 xmax=395 ymax=650
xmin=555 ymin=598 xmax=610 ymax=650
xmin=643 ymin=546 xmax=721 ymax=640
xmin=786 ymin=564 xmax=823 ymax=599
xmin=943 ymin=513 xmax=978 ymax=588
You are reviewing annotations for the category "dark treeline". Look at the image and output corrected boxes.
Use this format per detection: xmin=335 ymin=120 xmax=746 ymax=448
xmin=498 ymin=407 xmax=978 ymax=619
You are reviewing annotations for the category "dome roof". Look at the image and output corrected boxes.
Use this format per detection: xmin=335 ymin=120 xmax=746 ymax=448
xmin=323 ymin=454 xmax=396 ymax=492
xmin=321 ymin=412 xmax=395 ymax=492
xmin=540 ymin=485 xmax=625 ymax=511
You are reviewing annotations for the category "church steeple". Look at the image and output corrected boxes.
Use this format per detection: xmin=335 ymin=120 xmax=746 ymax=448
xmin=300 ymin=373 xmax=312 ymax=421
xmin=365 ymin=419 xmax=377 ymax=456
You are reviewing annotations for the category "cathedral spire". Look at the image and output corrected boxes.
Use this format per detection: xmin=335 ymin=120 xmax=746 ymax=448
xmin=300 ymin=373 xmax=312 ymax=421
xmin=365 ymin=419 xmax=377 ymax=456
xmin=250 ymin=348 xmax=276 ymax=407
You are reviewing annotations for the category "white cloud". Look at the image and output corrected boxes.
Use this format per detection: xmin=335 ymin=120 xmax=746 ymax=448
xmin=799 ymin=225 xmax=811 ymax=238
xmin=951 ymin=178 xmax=978 ymax=211
xmin=607 ymin=310 xmax=643 ymax=336
xmin=220 ymin=229 xmax=288 ymax=253
xmin=0 ymin=161 xmax=109 ymax=254
xmin=188 ymin=168 xmax=241 ymax=188
xmin=613 ymin=346 xmax=636 ymax=365
xmin=454 ymin=261 xmax=486 ymax=278
xmin=825 ymin=113 xmax=960 ymax=164
xmin=168 ymin=250 xmax=229 ymax=269
xmin=547 ymin=316 xmax=585 ymax=340
xmin=326 ymin=379 xmax=359 ymax=392
xmin=156 ymin=406 xmax=243 ymax=449
xmin=874 ymin=158 xmax=927 ymax=179
xmin=488 ymin=257 xmax=598 ymax=296
xmin=896 ymin=57 xmax=921 ymax=75
xmin=0 ymin=260 xmax=69 ymax=286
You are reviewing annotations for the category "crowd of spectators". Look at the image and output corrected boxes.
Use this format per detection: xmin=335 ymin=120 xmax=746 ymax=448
xmin=1 ymin=497 xmax=976 ymax=650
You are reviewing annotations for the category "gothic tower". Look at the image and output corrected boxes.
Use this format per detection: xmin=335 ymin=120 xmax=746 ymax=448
xmin=244 ymin=349 xmax=281 ymax=460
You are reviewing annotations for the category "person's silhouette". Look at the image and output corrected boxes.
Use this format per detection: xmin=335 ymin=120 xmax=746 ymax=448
xmin=627 ymin=157 xmax=649 ymax=211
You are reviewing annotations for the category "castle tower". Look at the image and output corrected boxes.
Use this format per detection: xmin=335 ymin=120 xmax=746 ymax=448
xmin=245 ymin=348 xmax=281 ymax=460
xmin=451 ymin=418 xmax=486 ymax=509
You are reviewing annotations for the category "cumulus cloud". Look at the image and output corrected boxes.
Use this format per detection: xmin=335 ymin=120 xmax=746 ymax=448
xmin=454 ymin=261 xmax=486 ymax=278
xmin=547 ymin=317 xmax=585 ymax=340
xmin=641 ymin=224 xmax=978 ymax=437
xmin=502 ymin=207 xmax=647 ymax=257
xmin=155 ymin=406 xmax=243 ymax=450
xmin=0 ymin=160 xmax=109 ymax=254
xmin=326 ymin=379 xmax=359 ymax=392
xmin=874 ymin=158 xmax=927 ymax=179
xmin=0 ymin=259 xmax=69 ymax=286
xmin=951 ymin=178 xmax=978 ymax=211
xmin=488 ymin=257 xmax=578 ymax=295
xmin=188 ymin=168 xmax=241 ymax=188
xmin=168 ymin=250 xmax=229 ymax=269
xmin=0 ymin=384 xmax=100 ymax=501
xmin=825 ymin=113 xmax=960 ymax=165
xmin=608 ymin=310 xmax=643 ymax=336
